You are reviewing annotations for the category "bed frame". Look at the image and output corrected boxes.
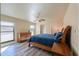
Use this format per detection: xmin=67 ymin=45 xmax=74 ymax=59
xmin=29 ymin=25 xmax=72 ymax=56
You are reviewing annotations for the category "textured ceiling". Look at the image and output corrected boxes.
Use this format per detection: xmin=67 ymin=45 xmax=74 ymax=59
xmin=1 ymin=3 xmax=69 ymax=23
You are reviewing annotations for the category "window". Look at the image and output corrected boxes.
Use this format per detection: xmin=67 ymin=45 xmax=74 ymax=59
xmin=30 ymin=25 xmax=35 ymax=35
xmin=1 ymin=21 xmax=14 ymax=43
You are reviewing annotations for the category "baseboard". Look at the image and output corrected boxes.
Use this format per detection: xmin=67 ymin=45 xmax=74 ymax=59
xmin=72 ymin=49 xmax=78 ymax=56
xmin=71 ymin=47 xmax=78 ymax=56
xmin=0 ymin=40 xmax=14 ymax=44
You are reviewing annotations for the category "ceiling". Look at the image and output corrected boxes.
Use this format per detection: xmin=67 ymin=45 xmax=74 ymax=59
xmin=1 ymin=3 xmax=69 ymax=23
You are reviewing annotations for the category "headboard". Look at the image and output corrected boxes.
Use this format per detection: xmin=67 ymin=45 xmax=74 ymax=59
xmin=61 ymin=25 xmax=71 ymax=48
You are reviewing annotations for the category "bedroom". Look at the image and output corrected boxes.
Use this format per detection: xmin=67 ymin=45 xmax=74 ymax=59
xmin=0 ymin=3 xmax=79 ymax=56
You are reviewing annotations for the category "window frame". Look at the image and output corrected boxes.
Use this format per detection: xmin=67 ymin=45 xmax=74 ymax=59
xmin=1 ymin=21 xmax=15 ymax=43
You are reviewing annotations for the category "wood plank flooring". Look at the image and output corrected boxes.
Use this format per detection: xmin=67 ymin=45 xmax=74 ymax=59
xmin=1 ymin=41 xmax=54 ymax=56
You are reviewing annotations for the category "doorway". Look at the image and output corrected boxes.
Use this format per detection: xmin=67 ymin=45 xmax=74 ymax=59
xmin=40 ymin=24 xmax=45 ymax=34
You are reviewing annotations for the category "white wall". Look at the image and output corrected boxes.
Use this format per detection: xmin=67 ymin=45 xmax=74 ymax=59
xmin=35 ymin=18 xmax=63 ymax=34
xmin=63 ymin=4 xmax=79 ymax=55
xmin=36 ymin=20 xmax=47 ymax=34
xmin=78 ymin=4 xmax=79 ymax=55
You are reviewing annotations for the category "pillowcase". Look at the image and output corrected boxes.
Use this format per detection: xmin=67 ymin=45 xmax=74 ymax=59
xmin=54 ymin=32 xmax=63 ymax=42
xmin=53 ymin=32 xmax=57 ymax=36
xmin=55 ymin=32 xmax=63 ymax=38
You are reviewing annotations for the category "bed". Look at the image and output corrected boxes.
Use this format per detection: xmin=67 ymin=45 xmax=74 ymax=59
xmin=29 ymin=33 xmax=63 ymax=47
xmin=29 ymin=25 xmax=71 ymax=56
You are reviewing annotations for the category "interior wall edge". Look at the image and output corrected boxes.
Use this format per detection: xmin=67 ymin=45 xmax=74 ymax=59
xmin=1 ymin=14 xmax=34 ymax=24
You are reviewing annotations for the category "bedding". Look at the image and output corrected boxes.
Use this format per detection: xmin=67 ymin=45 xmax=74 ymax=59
xmin=53 ymin=32 xmax=63 ymax=42
xmin=29 ymin=32 xmax=63 ymax=47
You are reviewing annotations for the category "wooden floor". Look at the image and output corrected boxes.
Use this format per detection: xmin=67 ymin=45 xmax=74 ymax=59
xmin=1 ymin=41 xmax=61 ymax=56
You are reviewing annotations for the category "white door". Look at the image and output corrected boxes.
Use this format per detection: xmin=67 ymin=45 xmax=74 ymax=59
xmin=40 ymin=24 xmax=44 ymax=34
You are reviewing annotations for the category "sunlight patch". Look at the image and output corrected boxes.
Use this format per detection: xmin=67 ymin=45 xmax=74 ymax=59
xmin=1 ymin=46 xmax=9 ymax=53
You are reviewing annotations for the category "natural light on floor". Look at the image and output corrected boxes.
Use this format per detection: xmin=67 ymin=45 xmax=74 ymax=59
xmin=1 ymin=46 xmax=9 ymax=53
